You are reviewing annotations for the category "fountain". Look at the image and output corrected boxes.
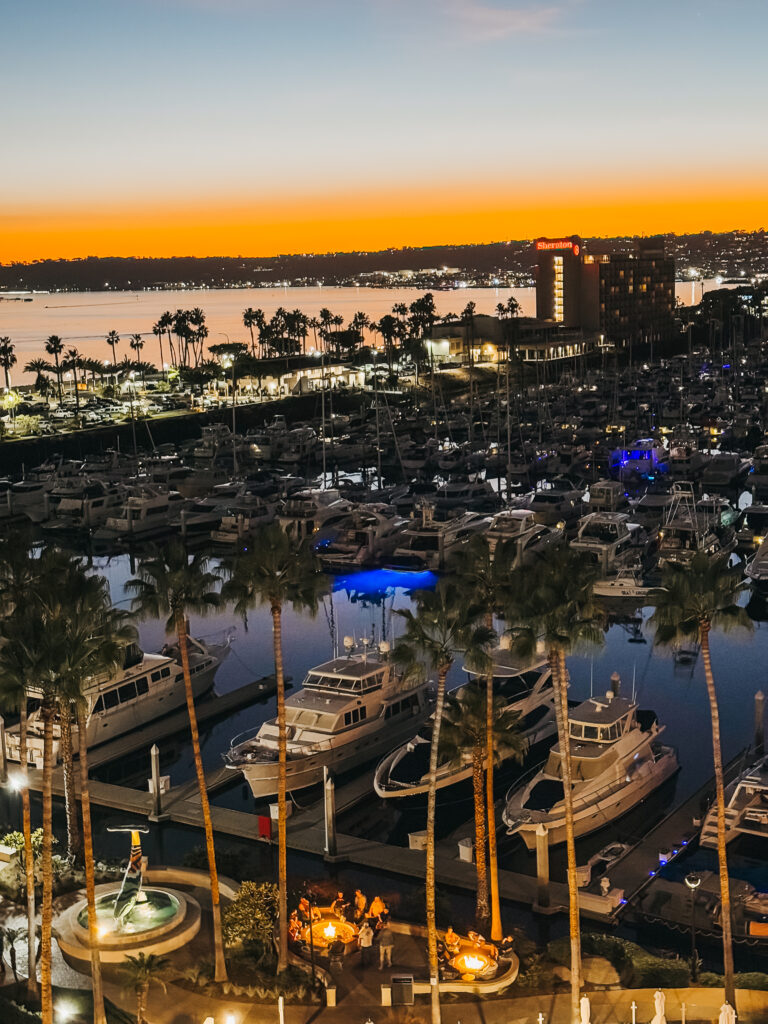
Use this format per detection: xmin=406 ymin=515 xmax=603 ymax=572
xmin=56 ymin=826 xmax=201 ymax=967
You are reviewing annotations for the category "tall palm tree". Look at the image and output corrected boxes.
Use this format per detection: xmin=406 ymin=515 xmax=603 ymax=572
xmin=243 ymin=307 xmax=259 ymax=356
xmin=106 ymin=330 xmax=120 ymax=369
xmin=0 ymin=612 xmax=46 ymax=1004
xmin=64 ymin=348 xmax=81 ymax=413
xmin=121 ymin=953 xmax=169 ymax=1024
xmin=44 ymin=335 xmax=64 ymax=405
xmin=649 ymin=552 xmax=751 ymax=1009
xmin=440 ymin=684 xmax=525 ymax=927
xmin=221 ymin=525 xmax=328 ymax=971
xmin=394 ymin=580 xmax=494 ymax=1024
xmin=152 ymin=321 xmax=167 ymax=375
xmin=505 ymin=548 xmax=603 ymax=1024
xmin=126 ymin=543 xmax=227 ymax=981
xmin=0 ymin=337 xmax=17 ymax=390
xmin=449 ymin=534 xmax=518 ymax=939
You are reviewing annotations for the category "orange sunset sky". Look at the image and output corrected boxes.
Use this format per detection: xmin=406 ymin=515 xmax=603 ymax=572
xmin=4 ymin=0 xmax=768 ymax=262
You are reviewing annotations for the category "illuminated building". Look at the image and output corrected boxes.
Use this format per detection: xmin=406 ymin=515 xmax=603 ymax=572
xmin=536 ymin=236 xmax=676 ymax=350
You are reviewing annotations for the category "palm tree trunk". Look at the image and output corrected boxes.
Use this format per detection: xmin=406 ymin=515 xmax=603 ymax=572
xmin=471 ymin=745 xmax=489 ymax=927
xmin=40 ymin=701 xmax=54 ymax=1024
xmin=700 ymin=622 xmax=736 ymax=1008
xmin=485 ymin=615 xmax=502 ymax=941
xmin=427 ymin=664 xmax=448 ymax=1024
xmin=270 ymin=602 xmax=289 ymax=972
xmin=58 ymin=701 xmax=82 ymax=862
xmin=175 ymin=612 xmax=227 ymax=982
xmin=137 ymin=983 xmax=146 ymax=1024
xmin=76 ymin=704 xmax=106 ymax=1024
xmin=19 ymin=702 xmax=38 ymax=1003
xmin=554 ymin=650 xmax=581 ymax=1024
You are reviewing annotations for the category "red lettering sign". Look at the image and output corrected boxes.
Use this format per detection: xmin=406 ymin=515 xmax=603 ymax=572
xmin=536 ymin=239 xmax=578 ymax=252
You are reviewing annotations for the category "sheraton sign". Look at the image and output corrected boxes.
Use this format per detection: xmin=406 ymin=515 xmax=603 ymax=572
xmin=536 ymin=239 xmax=580 ymax=255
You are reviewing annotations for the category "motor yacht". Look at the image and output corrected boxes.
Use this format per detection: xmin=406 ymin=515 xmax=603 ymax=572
xmin=701 ymin=452 xmax=752 ymax=489
xmin=570 ymin=512 xmax=653 ymax=577
xmin=657 ymin=483 xmax=734 ymax=567
xmin=277 ymin=488 xmax=353 ymax=543
xmin=700 ymin=754 xmax=768 ymax=848
xmin=312 ymin=504 xmax=408 ymax=569
xmin=751 ymin=445 xmax=768 ymax=494
xmin=593 ymin=567 xmax=661 ymax=601
xmin=224 ymin=638 xmax=431 ymax=798
xmin=373 ymin=645 xmax=556 ymax=801
xmin=42 ymin=481 xmax=126 ymax=534
xmin=746 ymin=537 xmax=768 ymax=585
xmin=737 ymin=504 xmax=768 ymax=551
xmin=93 ymin=486 xmax=186 ymax=541
xmin=669 ymin=440 xmax=707 ymax=479
xmin=502 ymin=682 xmax=678 ymax=848
xmin=485 ymin=508 xmax=563 ymax=564
xmin=210 ymin=501 xmax=276 ymax=546
xmin=525 ymin=479 xmax=584 ymax=527
xmin=586 ymin=480 xmax=629 ymax=515
xmin=389 ymin=503 xmax=491 ymax=570
xmin=6 ymin=634 xmax=231 ymax=767
xmin=610 ymin=438 xmax=669 ymax=482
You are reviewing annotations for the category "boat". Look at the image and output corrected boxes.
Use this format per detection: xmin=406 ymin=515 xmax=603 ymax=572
xmin=736 ymin=504 xmax=768 ymax=551
xmin=701 ymin=452 xmax=752 ymax=489
xmin=657 ymin=483 xmax=734 ymax=567
xmin=700 ymin=754 xmax=768 ymax=848
xmin=669 ymin=439 xmax=707 ymax=480
xmin=93 ymin=486 xmax=186 ymax=541
xmin=610 ymin=438 xmax=669 ymax=481
xmin=210 ymin=501 xmax=276 ymax=546
xmin=312 ymin=504 xmax=408 ymax=568
xmin=593 ymin=567 xmax=662 ymax=601
xmin=525 ymin=479 xmax=584 ymax=527
xmin=586 ymin=480 xmax=629 ymax=515
xmin=5 ymin=634 xmax=231 ymax=767
xmin=389 ymin=503 xmax=491 ymax=570
xmin=570 ymin=512 xmax=653 ymax=577
xmin=751 ymin=445 xmax=768 ymax=494
xmin=502 ymin=681 xmax=678 ymax=848
xmin=373 ymin=644 xmax=556 ymax=801
xmin=277 ymin=488 xmax=353 ymax=543
xmin=485 ymin=509 xmax=563 ymax=564
xmin=746 ymin=537 xmax=768 ymax=585
xmin=224 ymin=638 xmax=431 ymax=798
xmin=434 ymin=479 xmax=497 ymax=512
xmin=42 ymin=481 xmax=126 ymax=534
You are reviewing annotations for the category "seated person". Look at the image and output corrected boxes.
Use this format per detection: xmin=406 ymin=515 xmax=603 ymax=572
xmin=367 ymin=895 xmax=386 ymax=920
xmin=443 ymin=926 xmax=461 ymax=955
xmin=288 ymin=910 xmax=302 ymax=942
xmin=436 ymin=940 xmax=451 ymax=965
xmin=328 ymin=936 xmax=346 ymax=962
xmin=331 ymin=891 xmax=349 ymax=920
xmin=298 ymin=897 xmax=311 ymax=921
xmin=498 ymin=935 xmax=515 ymax=957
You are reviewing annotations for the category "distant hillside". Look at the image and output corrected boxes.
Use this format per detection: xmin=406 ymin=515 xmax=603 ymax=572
xmin=1 ymin=231 xmax=765 ymax=291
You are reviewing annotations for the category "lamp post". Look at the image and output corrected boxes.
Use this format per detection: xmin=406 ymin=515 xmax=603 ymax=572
xmin=685 ymin=872 xmax=701 ymax=981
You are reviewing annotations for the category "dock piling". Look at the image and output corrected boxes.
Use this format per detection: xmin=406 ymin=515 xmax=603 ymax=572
xmin=755 ymin=690 xmax=765 ymax=756
xmin=323 ymin=766 xmax=338 ymax=861
xmin=535 ymin=823 xmax=550 ymax=910
xmin=148 ymin=744 xmax=168 ymax=822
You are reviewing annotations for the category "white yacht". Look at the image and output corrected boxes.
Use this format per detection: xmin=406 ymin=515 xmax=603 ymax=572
xmin=485 ymin=509 xmax=563 ymax=565
xmin=657 ymin=483 xmax=733 ymax=568
xmin=737 ymin=505 xmax=768 ymax=551
xmin=434 ymin=479 xmax=496 ymax=512
xmin=374 ymin=645 xmax=556 ymax=801
xmin=210 ymin=501 xmax=276 ymax=546
xmin=312 ymin=505 xmax=408 ymax=568
xmin=570 ymin=512 xmax=652 ymax=577
xmin=525 ymin=480 xmax=584 ymax=527
xmin=669 ymin=440 xmax=707 ymax=479
xmin=610 ymin=438 xmax=669 ymax=481
xmin=277 ymin=489 xmax=353 ymax=543
xmin=502 ymin=683 xmax=678 ymax=848
xmin=94 ymin=487 xmax=186 ymax=541
xmin=389 ymin=503 xmax=490 ymax=570
xmin=700 ymin=754 xmax=768 ymax=848
xmin=586 ymin=480 xmax=629 ymax=515
xmin=5 ymin=635 xmax=231 ymax=768
xmin=701 ymin=452 xmax=752 ymax=489
xmin=224 ymin=639 xmax=431 ymax=798
xmin=593 ymin=568 xmax=661 ymax=601
xmin=42 ymin=481 xmax=126 ymax=534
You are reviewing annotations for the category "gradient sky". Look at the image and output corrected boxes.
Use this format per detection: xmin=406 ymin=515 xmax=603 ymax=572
xmin=3 ymin=0 xmax=767 ymax=260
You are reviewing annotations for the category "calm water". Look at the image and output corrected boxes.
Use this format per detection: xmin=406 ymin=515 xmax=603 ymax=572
xmin=1 ymin=280 xmax=723 ymax=384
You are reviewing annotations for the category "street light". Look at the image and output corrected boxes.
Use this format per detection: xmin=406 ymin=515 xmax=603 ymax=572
xmin=685 ymin=872 xmax=701 ymax=981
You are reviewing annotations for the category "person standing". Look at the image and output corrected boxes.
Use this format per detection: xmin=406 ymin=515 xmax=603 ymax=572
xmin=378 ymin=921 xmax=394 ymax=970
xmin=358 ymin=920 xmax=374 ymax=967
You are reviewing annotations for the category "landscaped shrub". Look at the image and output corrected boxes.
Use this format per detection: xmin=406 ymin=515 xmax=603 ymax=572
xmin=222 ymin=881 xmax=279 ymax=964
xmin=546 ymin=933 xmax=690 ymax=988
xmin=0 ymin=996 xmax=40 ymax=1024
xmin=735 ymin=972 xmax=768 ymax=991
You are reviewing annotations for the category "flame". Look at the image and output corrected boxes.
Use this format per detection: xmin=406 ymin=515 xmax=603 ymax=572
xmin=323 ymin=923 xmax=336 ymax=939
xmin=463 ymin=955 xmax=486 ymax=971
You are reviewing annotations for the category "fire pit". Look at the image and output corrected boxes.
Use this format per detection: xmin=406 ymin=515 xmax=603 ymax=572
xmin=304 ymin=917 xmax=358 ymax=950
xmin=452 ymin=950 xmax=493 ymax=981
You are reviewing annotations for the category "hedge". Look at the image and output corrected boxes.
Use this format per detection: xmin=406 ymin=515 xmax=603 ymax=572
xmin=547 ymin=933 xmax=691 ymax=988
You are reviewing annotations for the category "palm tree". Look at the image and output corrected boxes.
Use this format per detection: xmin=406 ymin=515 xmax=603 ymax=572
xmin=440 ymin=684 xmax=525 ymax=926
xmin=44 ymin=335 xmax=64 ymax=405
xmin=0 ymin=337 xmax=17 ymax=390
xmin=0 ymin=612 xmax=44 ymax=1003
xmin=394 ymin=580 xmax=494 ymax=1024
xmin=126 ymin=543 xmax=227 ymax=981
xmin=106 ymin=330 xmax=120 ymax=370
xmin=152 ymin=321 xmax=167 ymax=375
xmin=43 ymin=558 xmax=134 ymax=1024
xmin=649 ymin=552 xmax=751 ymax=1009
xmin=505 ymin=548 xmax=603 ymax=1024
xmin=121 ymin=953 xmax=169 ymax=1024
xmin=448 ymin=534 xmax=519 ymax=938
xmin=222 ymin=525 xmax=328 ymax=971
xmin=243 ymin=307 xmax=259 ymax=356
xmin=24 ymin=359 xmax=53 ymax=396
xmin=64 ymin=348 xmax=81 ymax=413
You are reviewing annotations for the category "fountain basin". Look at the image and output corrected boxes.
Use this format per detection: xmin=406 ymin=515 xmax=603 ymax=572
xmin=73 ymin=888 xmax=185 ymax=948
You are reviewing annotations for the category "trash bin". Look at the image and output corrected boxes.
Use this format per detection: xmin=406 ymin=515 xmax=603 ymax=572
xmin=457 ymin=837 xmax=474 ymax=862
xmin=390 ymin=975 xmax=414 ymax=1005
